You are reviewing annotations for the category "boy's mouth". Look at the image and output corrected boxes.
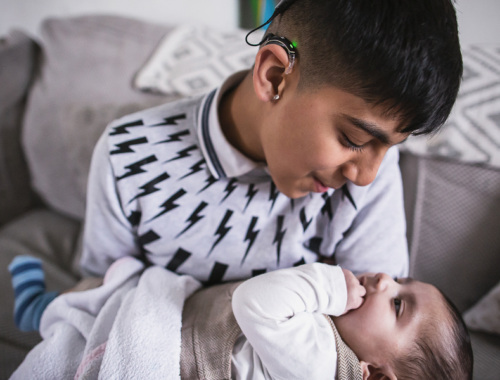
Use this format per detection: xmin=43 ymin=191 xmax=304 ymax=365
xmin=313 ymin=177 xmax=330 ymax=193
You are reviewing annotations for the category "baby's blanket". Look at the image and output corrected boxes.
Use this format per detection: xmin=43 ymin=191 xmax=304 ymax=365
xmin=10 ymin=257 xmax=201 ymax=380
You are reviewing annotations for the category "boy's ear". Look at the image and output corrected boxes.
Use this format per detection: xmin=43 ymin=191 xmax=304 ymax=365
xmin=360 ymin=361 xmax=398 ymax=380
xmin=252 ymin=44 xmax=292 ymax=103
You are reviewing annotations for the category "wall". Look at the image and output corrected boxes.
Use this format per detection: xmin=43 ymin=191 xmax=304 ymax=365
xmin=0 ymin=0 xmax=498 ymax=44
xmin=0 ymin=0 xmax=238 ymax=36
xmin=456 ymin=0 xmax=500 ymax=45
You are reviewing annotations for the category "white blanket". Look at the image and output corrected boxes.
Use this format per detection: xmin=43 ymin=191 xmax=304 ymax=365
xmin=10 ymin=257 xmax=201 ymax=380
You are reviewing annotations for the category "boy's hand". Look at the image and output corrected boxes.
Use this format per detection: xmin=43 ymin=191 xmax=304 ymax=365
xmin=342 ymin=268 xmax=366 ymax=314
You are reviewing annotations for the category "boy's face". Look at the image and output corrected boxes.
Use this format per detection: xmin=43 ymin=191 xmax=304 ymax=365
xmin=259 ymin=83 xmax=409 ymax=198
xmin=332 ymin=273 xmax=448 ymax=370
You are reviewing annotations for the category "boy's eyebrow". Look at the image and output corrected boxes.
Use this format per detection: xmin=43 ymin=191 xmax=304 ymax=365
xmin=342 ymin=115 xmax=391 ymax=145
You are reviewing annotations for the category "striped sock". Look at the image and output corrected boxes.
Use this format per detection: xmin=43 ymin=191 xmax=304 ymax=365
xmin=8 ymin=256 xmax=58 ymax=332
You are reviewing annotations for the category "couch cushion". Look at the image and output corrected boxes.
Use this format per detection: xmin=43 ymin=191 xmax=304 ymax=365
xmin=469 ymin=331 xmax=500 ymax=379
xmin=0 ymin=340 xmax=29 ymax=380
xmin=22 ymin=15 xmax=181 ymax=220
xmin=0 ymin=209 xmax=81 ymax=378
xmin=400 ymin=152 xmax=500 ymax=313
xmin=0 ymin=30 xmax=39 ymax=227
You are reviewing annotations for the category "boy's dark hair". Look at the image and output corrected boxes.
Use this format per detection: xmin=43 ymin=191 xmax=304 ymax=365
xmin=394 ymin=291 xmax=473 ymax=380
xmin=266 ymin=0 xmax=463 ymax=135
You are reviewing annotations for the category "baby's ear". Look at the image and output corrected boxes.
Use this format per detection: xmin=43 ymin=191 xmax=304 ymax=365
xmin=360 ymin=361 xmax=398 ymax=380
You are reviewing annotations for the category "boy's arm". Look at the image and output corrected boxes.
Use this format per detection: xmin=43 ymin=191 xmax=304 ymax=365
xmin=334 ymin=146 xmax=409 ymax=278
xmin=232 ymin=263 xmax=348 ymax=380
xmin=80 ymin=130 xmax=140 ymax=277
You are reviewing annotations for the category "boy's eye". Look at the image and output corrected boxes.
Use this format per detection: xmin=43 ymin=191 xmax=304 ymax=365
xmin=341 ymin=133 xmax=364 ymax=153
xmin=394 ymin=299 xmax=401 ymax=316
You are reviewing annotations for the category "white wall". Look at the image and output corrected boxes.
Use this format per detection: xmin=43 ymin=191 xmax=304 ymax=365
xmin=0 ymin=0 xmax=498 ymax=44
xmin=456 ymin=0 xmax=500 ymax=45
xmin=0 ymin=0 xmax=239 ymax=36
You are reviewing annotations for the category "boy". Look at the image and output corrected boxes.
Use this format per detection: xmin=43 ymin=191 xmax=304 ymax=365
xmin=9 ymin=258 xmax=473 ymax=379
xmin=78 ymin=0 xmax=462 ymax=283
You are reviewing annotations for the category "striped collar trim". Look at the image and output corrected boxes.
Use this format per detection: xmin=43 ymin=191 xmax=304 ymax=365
xmin=197 ymin=70 xmax=263 ymax=180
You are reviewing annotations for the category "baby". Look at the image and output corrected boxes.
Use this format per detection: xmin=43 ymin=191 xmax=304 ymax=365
xmin=9 ymin=258 xmax=473 ymax=379
xmin=226 ymin=263 xmax=473 ymax=380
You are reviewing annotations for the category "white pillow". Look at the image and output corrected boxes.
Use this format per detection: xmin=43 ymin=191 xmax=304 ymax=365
xmin=463 ymin=280 xmax=500 ymax=336
xmin=134 ymin=25 xmax=263 ymax=97
xmin=399 ymin=44 xmax=500 ymax=169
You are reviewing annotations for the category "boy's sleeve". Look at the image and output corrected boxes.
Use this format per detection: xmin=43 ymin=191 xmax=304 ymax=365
xmin=334 ymin=146 xmax=409 ymax=278
xmin=80 ymin=129 xmax=140 ymax=277
xmin=232 ymin=263 xmax=347 ymax=380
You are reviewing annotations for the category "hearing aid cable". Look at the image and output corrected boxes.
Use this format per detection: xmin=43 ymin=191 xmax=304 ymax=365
xmin=244 ymin=0 xmax=297 ymax=47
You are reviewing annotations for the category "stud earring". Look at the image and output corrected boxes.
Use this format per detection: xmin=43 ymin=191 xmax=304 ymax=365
xmin=273 ymin=94 xmax=280 ymax=100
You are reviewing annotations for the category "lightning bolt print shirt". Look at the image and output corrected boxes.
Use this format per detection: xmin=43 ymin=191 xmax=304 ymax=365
xmin=81 ymin=72 xmax=409 ymax=283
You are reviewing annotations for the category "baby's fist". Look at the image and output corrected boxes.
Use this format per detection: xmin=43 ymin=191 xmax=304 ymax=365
xmin=342 ymin=268 xmax=366 ymax=314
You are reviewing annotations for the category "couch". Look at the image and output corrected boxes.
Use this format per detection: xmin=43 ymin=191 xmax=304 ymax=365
xmin=0 ymin=15 xmax=499 ymax=379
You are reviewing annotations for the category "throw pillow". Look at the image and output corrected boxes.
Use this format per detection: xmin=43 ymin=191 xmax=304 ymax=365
xmin=399 ymin=44 xmax=500 ymax=169
xmin=464 ymin=280 xmax=500 ymax=336
xmin=22 ymin=15 xmax=181 ymax=220
xmin=134 ymin=25 xmax=263 ymax=96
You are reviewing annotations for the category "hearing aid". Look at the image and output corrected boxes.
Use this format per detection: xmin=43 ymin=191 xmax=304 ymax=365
xmin=261 ymin=33 xmax=296 ymax=74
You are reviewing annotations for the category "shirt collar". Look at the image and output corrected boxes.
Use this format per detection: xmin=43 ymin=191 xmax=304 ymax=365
xmin=197 ymin=70 xmax=265 ymax=180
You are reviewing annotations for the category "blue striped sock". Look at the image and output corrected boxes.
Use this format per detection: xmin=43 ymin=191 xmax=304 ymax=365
xmin=8 ymin=256 xmax=58 ymax=332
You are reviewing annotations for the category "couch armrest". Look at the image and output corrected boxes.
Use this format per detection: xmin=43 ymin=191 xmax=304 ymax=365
xmin=0 ymin=30 xmax=40 ymax=227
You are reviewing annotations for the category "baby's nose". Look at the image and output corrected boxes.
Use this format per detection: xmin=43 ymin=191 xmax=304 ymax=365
xmin=375 ymin=273 xmax=393 ymax=290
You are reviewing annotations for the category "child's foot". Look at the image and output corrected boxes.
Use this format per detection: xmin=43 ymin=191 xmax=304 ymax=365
xmin=8 ymin=256 xmax=58 ymax=332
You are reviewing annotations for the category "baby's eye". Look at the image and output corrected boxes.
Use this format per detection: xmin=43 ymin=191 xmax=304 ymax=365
xmin=394 ymin=299 xmax=401 ymax=316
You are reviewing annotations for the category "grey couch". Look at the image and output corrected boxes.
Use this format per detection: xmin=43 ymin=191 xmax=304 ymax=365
xmin=1 ymin=15 xmax=499 ymax=379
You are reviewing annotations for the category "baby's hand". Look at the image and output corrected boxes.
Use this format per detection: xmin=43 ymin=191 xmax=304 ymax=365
xmin=342 ymin=268 xmax=366 ymax=314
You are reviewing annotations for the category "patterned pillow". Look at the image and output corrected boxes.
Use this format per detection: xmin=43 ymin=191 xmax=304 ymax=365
xmin=134 ymin=25 xmax=263 ymax=97
xmin=400 ymin=44 xmax=500 ymax=169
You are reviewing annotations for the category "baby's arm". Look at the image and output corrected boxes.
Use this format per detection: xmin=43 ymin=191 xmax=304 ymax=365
xmin=232 ymin=263 xmax=364 ymax=380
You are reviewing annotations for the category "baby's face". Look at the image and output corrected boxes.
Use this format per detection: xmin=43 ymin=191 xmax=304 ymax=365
xmin=333 ymin=273 xmax=447 ymax=369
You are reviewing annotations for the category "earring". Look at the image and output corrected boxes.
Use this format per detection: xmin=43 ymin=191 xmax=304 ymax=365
xmin=273 ymin=94 xmax=280 ymax=100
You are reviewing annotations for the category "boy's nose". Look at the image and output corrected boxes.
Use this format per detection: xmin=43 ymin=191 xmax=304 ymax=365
xmin=341 ymin=147 xmax=388 ymax=187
